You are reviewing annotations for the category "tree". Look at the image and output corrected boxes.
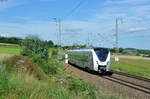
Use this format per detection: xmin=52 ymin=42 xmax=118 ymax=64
xmin=119 ymin=48 xmax=124 ymax=53
xmin=20 ymin=35 xmax=50 ymax=61
xmin=47 ymin=40 xmax=54 ymax=47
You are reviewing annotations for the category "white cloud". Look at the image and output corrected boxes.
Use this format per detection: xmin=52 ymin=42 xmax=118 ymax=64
xmin=0 ymin=0 xmax=24 ymax=11
xmin=39 ymin=0 xmax=56 ymax=2
xmin=0 ymin=21 xmax=56 ymax=40
xmin=105 ymin=0 xmax=150 ymax=5
xmin=128 ymin=27 xmax=149 ymax=32
xmin=0 ymin=20 xmax=114 ymax=47
xmin=14 ymin=16 xmax=30 ymax=20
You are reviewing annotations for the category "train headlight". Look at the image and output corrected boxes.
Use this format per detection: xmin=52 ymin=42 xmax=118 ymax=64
xmin=107 ymin=61 xmax=110 ymax=66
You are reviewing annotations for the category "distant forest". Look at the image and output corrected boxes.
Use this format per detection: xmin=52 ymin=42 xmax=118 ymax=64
xmin=109 ymin=48 xmax=150 ymax=57
xmin=0 ymin=36 xmax=54 ymax=47
xmin=0 ymin=36 xmax=22 ymax=44
xmin=0 ymin=36 xmax=150 ymax=56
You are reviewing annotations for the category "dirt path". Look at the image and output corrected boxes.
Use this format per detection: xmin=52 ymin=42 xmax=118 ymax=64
xmin=112 ymin=55 xmax=150 ymax=60
xmin=64 ymin=63 xmax=150 ymax=99
xmin=0 ymin=54 xmax=13 ymax=61
xmin=0 ymin=43 xmax=18 ymax=46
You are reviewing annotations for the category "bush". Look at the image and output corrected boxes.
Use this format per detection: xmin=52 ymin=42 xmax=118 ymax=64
xmin=20 ymin=35 xmax=49 ymax=61
xmin=51 ymin=48 xmax=58 ymax=57
xmin=68 ymin=79 xmax=88 ymax=94
xmin=31 ymin=55 xmax=57 ymax=75
xmin=142 ymin=54 xmax=150 ymax=57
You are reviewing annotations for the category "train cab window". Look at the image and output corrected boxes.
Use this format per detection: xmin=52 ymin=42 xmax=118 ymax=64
xmin=94 ymin=48 xmax=108 ymax=62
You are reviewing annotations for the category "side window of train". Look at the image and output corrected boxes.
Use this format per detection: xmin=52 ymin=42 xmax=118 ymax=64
xmin=84 ymin=52 xmax=89 ymax=62
xmin=89 ymin=52 xmax=93 ymax=66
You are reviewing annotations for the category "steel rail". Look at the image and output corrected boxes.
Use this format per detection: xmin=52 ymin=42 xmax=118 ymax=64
xmin=102 ymin=76 xmax=150 ymax=95
xmin=111 ymin=70 xmax=150 ymax=82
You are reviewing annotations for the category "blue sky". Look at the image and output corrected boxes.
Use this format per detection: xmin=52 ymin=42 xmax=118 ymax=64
xmin=0 ymin=0 xmax=150 ymax=49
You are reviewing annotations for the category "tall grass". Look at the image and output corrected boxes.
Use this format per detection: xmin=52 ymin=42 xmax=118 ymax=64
xmin=0 ymin=56 xmax=72 ymax=99
xmin=0 ymin=56 xmax=123 ymax=99
xmin=0 ymin=71 xmax=73 ymax=99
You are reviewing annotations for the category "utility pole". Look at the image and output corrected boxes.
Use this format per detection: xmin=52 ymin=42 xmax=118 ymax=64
xmin=115 ymin=18 xmax=119 ymax=58
xmin=87 ymin=33 xmax=92 ymax=48
xmin=58 ymin=18 xmax=61 ymax=47
xmin=114 ymin=18 xmax=122 ymax=71
xmin=87 ymin=33 xmax=90 ymax=48
xmin=115 ymin=18 xmax=119 ymax=70
xmin=53 ymin=18 xmax=62 ymax=61
xmin=58 ymin=18 xmax=62 ymax=61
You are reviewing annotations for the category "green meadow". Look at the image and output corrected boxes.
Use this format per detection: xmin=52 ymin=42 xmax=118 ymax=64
xmin=0 ymin=45 xmax=20 ymax=55
xmin=111 ymin=58 xmax=150 ymax=78
xmin=0 ymin=45 xmax=65 ymax=57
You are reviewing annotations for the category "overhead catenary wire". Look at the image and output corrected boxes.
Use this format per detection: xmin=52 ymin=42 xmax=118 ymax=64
xmin=58 ymin=0 xmax=87 ymax=47
xmin=62 ymin=0 xmax=87 ymax=21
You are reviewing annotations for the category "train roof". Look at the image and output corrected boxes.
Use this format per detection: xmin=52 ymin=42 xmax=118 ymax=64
xmin=67 ymin=47 xmax=109 ymax=52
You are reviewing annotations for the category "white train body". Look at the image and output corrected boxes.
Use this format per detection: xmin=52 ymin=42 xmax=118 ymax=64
xmin=67 ymin=47 xmax=111 ymax=73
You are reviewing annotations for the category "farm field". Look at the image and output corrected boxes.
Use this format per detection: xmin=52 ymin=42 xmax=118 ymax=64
xmin=0 ymin=45 xmax=20 ymax=55
xmin=0 ymin=45 xmax=65 ymax=58
xmin=111 ymin=57 xmax=150 ymax=78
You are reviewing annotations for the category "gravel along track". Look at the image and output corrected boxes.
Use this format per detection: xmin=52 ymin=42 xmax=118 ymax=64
xmin=63 ymin=63 xmax=150 ymax=99
xmin=110 ymin=70 xmax=150 ymax=94
xmin=102 ymin=75 xmax=150 ymax=94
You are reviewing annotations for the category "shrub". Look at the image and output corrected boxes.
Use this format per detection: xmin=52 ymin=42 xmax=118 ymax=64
xmin=20 ymin=35 xmax=49 ymax=61
xmin=31 ymin=54 xmax=57 ymax=75
xmin=51 ymin=48 xmax=58 ymax=57
xmin=68 ymin=78 xmax=88 ymax=95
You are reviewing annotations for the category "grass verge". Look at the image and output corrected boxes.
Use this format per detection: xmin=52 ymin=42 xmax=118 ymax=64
xmin=0 ymin=55 xmax=123 ymax=99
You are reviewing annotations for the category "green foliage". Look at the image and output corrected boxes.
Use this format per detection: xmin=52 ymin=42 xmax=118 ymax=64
xmin=0 ymin=71 xmax=72 ymax=99
xmin=62 ymin=44 xmax=86 ymax=50
xmin=136 ymin=53 xmax=140 ymax=56
xmin=119 ymin=48 xmax=123 ymax=53
xmin=31 ymin=54 xmax=57 ymax=75
xmin=20 ymin=35 xmax=49 ymax=61
xmin=0 ymin=71 xmax=9 ymax=96
xmin=68 ymin=79 xmax=88 ymax=94
xmin=0 ymin=55 xmax=123 ymax=99
xmin=110 ymin=47 xmax=150 ymax=56
xmin=46 ymin=40 xmax=54 ymax=47
xmin=142 ymin=54 xmax=150 ymax=57
xmin=51 ymin=48 xmax=58 ymax=57
xmin=0 ymin=36 xmax=22 ymax=44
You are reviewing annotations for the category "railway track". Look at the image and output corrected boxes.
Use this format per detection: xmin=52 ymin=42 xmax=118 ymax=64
xmin=67 ymin=62 xmax=150 ymax=95
xmin=111 ymin=70 xmax=150 ymax=82
xmin=101 ymin=70 xmax=150 ymax=94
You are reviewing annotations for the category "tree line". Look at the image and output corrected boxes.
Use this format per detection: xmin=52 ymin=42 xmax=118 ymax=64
xmin=0 ymin=36 xmax=54 ymax=47
xmin=0 ymin=36 xmax=22 ymax=44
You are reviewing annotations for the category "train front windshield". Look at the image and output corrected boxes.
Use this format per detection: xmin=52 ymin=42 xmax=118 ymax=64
xmin=94 ymin=48 xmax=109 ymax=62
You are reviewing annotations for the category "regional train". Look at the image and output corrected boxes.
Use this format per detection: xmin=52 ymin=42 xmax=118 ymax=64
xmin=67 ymin=47 xmax=111 ymax=73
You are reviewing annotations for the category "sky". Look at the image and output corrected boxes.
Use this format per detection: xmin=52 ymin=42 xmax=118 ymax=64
xmin=0 ymin=0 xmax=150 ymax=49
